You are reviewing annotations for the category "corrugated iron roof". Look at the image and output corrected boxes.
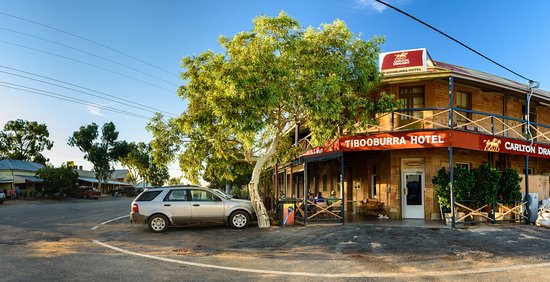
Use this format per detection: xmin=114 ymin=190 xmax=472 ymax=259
xmin=0 ymin=159 xmax=44 ymax=171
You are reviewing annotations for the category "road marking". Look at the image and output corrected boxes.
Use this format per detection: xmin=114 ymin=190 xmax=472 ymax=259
xmin=92 ymin=239 xmax=550 ymax=278
xmin=90 ymin=215 xmax=129 ymax=230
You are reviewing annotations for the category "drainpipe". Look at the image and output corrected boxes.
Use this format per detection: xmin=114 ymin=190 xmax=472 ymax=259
xmin=524 ymin=80 xmax=539 ymax=224
xmin=449 ymin=76 xmax=456 ymax=228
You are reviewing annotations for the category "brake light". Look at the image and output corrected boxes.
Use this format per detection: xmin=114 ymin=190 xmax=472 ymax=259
xmin=131 ymin=203 xmax=139 ymax=213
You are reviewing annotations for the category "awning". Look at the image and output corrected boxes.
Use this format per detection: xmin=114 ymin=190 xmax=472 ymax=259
xmin=78 ymin=177 xmax=128 ymax=185
xmin=13 ymin=175 xmax=43 ymax=184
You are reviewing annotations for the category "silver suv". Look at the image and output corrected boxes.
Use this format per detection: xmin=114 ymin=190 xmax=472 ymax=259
xmin=130 ymin=186 xmax=255 ymax=232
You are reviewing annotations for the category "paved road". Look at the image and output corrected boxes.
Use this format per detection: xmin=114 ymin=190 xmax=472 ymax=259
xmin=1 ymin=197 xmax=549 ymax=281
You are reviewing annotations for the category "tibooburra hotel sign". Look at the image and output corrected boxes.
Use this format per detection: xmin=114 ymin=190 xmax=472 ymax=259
xmin=341 ymin=131 xmax=449 ymax=151
xmin=379 ymin=48 xmax=427 ymax=75
xmin=302 ymin=130 xmax=550 ymax=159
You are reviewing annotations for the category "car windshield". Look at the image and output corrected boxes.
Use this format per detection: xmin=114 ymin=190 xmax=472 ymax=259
xmin=212 ymin=189 xmax=232 ymax=199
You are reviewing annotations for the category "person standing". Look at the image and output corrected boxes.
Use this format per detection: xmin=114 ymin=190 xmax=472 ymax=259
xmin=9 ymin=188 xmax=16 ymax=200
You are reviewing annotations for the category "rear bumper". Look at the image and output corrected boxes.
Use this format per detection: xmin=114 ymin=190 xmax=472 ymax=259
xmin=130 ymin=212 xmax=147 ymax=224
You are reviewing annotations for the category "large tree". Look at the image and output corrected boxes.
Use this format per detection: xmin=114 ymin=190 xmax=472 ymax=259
xmin=151 ymin=13 xmax=398 ymax=228
xmin=0 ymin=119 xmax=54 ymax=164
xmin=68 ymin=122 xmax=129 ymax=192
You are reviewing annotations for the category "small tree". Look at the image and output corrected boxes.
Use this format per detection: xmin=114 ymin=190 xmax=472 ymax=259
xmin=36 ymin=165 xmax=78 ymax=198
xmin=432 ymin=167 xmax=450 ymax=210
xmin=472 ymin=163 xmax=499 ymax=208
xmin=453 ymin=165 xmax=475 ymax=203
xmin=498 ymin=168 xmax=522 ymax=204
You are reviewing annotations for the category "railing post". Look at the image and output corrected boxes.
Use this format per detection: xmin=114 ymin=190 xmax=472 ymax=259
xmin=391 ymin=111 xmax=395 ymax=131
xmin=491 ymin=115 xmax=495 ymax=135
xmin=449 ymin=76 xmax=454 ymax=129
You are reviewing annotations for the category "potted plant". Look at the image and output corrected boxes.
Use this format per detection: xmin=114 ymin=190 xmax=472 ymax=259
xmin=432 ymin=167 xmax=451 ymax=221
xmin=472 ymin=163 xmax=499 ymax=220
xmin=496 ymin=168 xmax=522 ymax=220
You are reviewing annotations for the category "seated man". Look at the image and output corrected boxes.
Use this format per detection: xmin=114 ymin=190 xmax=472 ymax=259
xmin=314 ymin=192 xmax=325 ymax=204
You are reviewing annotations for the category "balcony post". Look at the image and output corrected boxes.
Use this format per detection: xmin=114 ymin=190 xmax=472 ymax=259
xmin=449 ymin=76 xmax=454 ymax=129
xmin=449 ymin=76 xmax=455 ymax=228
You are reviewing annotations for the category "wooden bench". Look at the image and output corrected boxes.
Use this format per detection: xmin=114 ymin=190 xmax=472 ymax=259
xmin=358 ymin=198 xmax=385 ymax=216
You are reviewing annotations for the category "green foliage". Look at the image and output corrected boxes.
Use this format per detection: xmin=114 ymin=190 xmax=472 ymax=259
xmin=498 ymin=168 xmax=522 ymax=204
xmin=35 ymin=165 xmax=78 ymax=198
xmin=167 ymin=177 xmax=181 ymax=186
xmin=118 ymin=141 xmax=170 ymax=187
xmin=148 ymin=162 xmax=169 ymax=187
xmin=230 ymin=185 xmax=250 ymax=200
xmin=0 ymin=119 xmax=53 ymax=164
xmin=453 ymin=166 xmax=475 ymax=202
xmin=432 ymin=164 xmax=523 ymax=209
xmin=472 ymin=163 xmax=499 ymax=208
xmin=160 ymin=12 xmax=398 ymax=185
xmin=68 ymin=122 xmax=129 ymax=190
xmin=432 ymin=167 xmax=450 ymax=209
xmin=119 ymin=142 xmax=150 ymax=187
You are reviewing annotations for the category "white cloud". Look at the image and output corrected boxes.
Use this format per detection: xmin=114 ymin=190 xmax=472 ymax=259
xmin=356 ymin=0 xmax=387 ymax=12
xmin=87 ymin=105 xmax=105 ymax=117
xmin=355 ymin=0 xmax=410 ymax=12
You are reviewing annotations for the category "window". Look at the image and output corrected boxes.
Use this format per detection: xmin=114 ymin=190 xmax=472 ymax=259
xmin=322 ymin=175 xmax=327 ymax=191
xmin=455 ymin=91 xmax=471 ymax=122
xmin=399 ymin=86 xmax=424 ymax=128
xmin=455 ymin=163 xmax=470 ymax=170
xmin=190 ymin=189 xmax=221 ymax=201
xmin=165 ymin=189 xmax=188 ymax=201
xmin=135 ymin=191 xmax=161 ymax=202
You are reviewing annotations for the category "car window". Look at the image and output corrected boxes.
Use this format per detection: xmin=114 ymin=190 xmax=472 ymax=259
xmin=164 ymin=189 xmax=188 ymax=201
xmin=135 ymin=191 xmax=162 ymax=201
xmin=190 ymin=189 xmax=221 ymax=201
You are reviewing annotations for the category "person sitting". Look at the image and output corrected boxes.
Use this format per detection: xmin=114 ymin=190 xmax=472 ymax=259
xmin=314 ymin=192 xmax=325 ymax=204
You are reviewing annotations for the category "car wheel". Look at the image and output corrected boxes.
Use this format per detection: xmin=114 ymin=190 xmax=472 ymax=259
xmin=148 ymin=214 xmax=169 ymax=233
xmin=229 ymin=211 xmax=250 ymax=229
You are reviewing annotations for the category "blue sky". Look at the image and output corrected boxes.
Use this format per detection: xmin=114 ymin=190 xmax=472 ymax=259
xmin=1 ymin=0 xmax=549 ymax=176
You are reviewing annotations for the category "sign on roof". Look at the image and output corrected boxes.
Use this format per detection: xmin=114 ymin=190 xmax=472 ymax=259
xmin=379 ymin=48 xmax=427 ymax=75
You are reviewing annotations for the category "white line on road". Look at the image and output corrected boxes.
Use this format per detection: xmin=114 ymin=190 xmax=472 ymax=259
xmin=90 ymin=215 xmax=129 ymax=230
xmin=92 ymin=239 xmax=550 ymax=278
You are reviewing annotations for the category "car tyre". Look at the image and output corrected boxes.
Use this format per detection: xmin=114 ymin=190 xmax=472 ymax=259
xmin=229 ymin=210 xmax=250 ymax=229
xmin=148 ymin=214 xmax=169 ymax=233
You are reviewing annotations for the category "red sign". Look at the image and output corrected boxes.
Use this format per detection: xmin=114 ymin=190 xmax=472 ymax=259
xmin=340 ymin=131 xmax=450 ymax=151
xmin=379 ymin=49 xmax=427 ymax=75
xmin=301 ymin=130 xmax=550 ymax=160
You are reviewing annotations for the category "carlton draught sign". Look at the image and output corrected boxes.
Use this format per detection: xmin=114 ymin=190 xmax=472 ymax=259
xmin=379 ymin=48 xmax=427 ymax=75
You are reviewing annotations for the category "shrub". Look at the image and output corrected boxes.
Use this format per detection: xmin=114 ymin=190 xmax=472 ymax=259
xmin=498 ymin=168 xmax=522 ymax=204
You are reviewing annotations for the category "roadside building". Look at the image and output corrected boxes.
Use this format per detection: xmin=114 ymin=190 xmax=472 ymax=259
xmin=277 ymin=49 xmax=550 ymax=223
xmin=0 ymin=159 xmax=44 ymax=194
xmin=74 ymin=168 xmax=129 ymax=194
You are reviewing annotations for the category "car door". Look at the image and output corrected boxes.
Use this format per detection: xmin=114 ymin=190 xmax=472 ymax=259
xmin=189 ymin=189 xmax=225 ymax=221
xmin=162 ymin=189 xmax=192 ymax=224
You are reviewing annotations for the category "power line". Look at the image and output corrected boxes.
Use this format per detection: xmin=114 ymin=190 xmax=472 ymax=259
xmin=374 ymin=0 xmax=537 ymax=85
xmin=0 ymin=11 xmax=179 ymax=79
xmin=0 ymin=26 xmax=178 ymax=87
xmin=0 ymin=65 xmax=178 ymax=117
xmin=0 ymin=81 xmax=152 ymax=120
xmin=0 ymin=39 xmax=175 ymax=93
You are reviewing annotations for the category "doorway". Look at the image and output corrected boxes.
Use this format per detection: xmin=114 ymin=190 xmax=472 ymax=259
xmin=402 ymin=172 xmax=424 ymax=218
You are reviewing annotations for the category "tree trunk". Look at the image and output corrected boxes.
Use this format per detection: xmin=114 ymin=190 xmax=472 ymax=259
xmin=248 ymin=133 xmax=280 ymax=228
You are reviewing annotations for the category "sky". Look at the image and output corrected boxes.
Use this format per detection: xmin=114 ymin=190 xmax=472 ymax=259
xmin=1 ymin=0 xmax=549 ymax=178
